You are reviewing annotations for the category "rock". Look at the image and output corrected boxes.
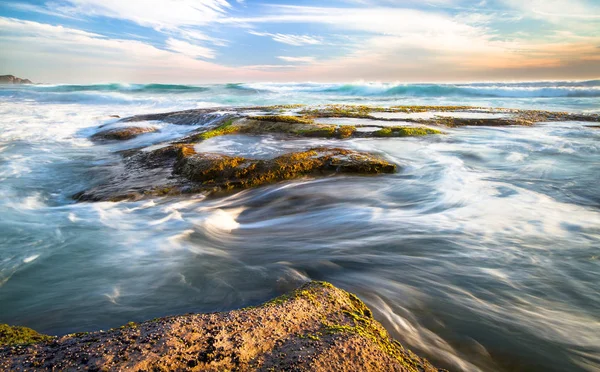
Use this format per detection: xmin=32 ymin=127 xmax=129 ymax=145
xmin=179 ymin=117 xmax=443 ymax=143
xmin=0 ymin=324 xmax=53 ymax=346
xmin=74 ymin=146 xmax=397 ymax=202
xmin=0 ymin=281 xmax=443 ymax=372
xmin=91 ymin=126 xmax=158 ymax=141
xmin=175 ymin=147 xmax=397 ymax=187
xmin=0 ymin=75 xmax=33 ymax=84
xmin=121 ymin=105 xmax=600 ymax=129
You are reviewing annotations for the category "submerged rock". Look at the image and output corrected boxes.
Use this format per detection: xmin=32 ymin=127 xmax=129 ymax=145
xmin=74 ymin=146 xmax=396 ymax=202
xmin=0 ymin=281 xmax=442 ymax=371
xmin=91 ymin=126 xmax=158 ymax=141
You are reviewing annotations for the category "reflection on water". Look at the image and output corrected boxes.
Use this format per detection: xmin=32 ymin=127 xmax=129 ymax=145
xmin=1 ymin=98 xmax=600 ymax=372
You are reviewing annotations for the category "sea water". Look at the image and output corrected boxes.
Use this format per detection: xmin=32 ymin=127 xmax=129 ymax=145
xmin=1 ymin=81 xmax=599 ymax=371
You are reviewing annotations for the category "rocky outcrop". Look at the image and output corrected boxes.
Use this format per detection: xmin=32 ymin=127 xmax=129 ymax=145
xmin=177 ymin=116 xmax=443 ymax=143
xmin=175 ymin=147 xmax=397 ymax=185
xmin=121 ymin=105 xmax=600 ymax=134
xmin=0 ymin=75 xmax=32 ymax=84
xmin=78 ymin=104 xmax=600 ymax=203
xmin=74 ymin=146 xmax=397 ymax=202
xmin=91 ymin=126 xmax=158 ymax=141
xmin=0 ymin=281 xmax=442 ymax=371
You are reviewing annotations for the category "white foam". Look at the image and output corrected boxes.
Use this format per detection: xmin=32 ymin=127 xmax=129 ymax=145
xmin=195 ymin=208 xmax=243 ymax=233
xmin=506 ymin=152 xmax=526 ymax=162
xmin=23 ymin=254 xmax=39 ymax=263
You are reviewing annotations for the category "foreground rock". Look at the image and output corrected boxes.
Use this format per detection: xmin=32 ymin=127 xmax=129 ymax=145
xmin=0 ymin=75 xmax=32 ymax=84
xmin=0 ymin=281 xmax=442 ymax=371
xmin=0 ymin=324 xmax=52 ymax=346
xmin=75 ymin=146 xmax=397 ymax=202
xmin=91 ymin=126 xmax=159 ymax=141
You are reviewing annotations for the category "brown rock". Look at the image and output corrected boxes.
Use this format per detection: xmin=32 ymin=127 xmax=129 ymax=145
xmin=0 ymin=281 xmax=443 ymax=372
xmin=74 ymin=147 xmax=396 ymax=202
xmin=92 ymin=126 xmax=159 ymax=141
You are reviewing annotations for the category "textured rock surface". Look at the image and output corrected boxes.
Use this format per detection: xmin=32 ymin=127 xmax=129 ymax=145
xmin=78 ymin=104 xmax=600 ymax=203
xmin=74 ymin=146 xmax=397 ymax=202
xmin=0 ymin=281 xmax=443 ymax=372
xmin=92 ymin=126 xmax=158 ymax=141
xmin=0 ymin=324 xmax=52 ymax=347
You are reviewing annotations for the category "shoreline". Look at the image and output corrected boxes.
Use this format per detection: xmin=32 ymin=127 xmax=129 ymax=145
xmin=0 ymin=281 xmax=443 ymax=371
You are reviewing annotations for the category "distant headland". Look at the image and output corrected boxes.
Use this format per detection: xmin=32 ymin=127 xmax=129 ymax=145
xmin=0 ymin=75 xmax=33 ymax=84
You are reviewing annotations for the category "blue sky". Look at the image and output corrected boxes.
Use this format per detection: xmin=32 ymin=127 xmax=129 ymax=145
xmin=1 ymin=0 xmax=599 ymax=83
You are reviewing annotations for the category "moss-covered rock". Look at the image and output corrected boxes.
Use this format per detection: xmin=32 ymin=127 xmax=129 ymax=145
xmin=119 ymin=105 xmax=600 ymax=128
xmin=92 ymin=126 xmax=158 ymax=141
xmin=175 ymin=147 xmax=396 ymax=189
xmin=0 ymin=282 xmax=442 ymax=371
xmin=0 ymin=324 xmax=53 ymax=346
xmin=249 ymin=115 xmax=315 ymax=124
xmin=75 ymin=147 xmax=396 ymax=202
xmin=373 ymin=126 xmax=443 ymax=137
xmin=180 ymin=117 xmax=443 ymax=142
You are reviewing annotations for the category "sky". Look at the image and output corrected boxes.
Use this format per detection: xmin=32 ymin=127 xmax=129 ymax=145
xmin=0 ymin=0 xmax=599 ymax=83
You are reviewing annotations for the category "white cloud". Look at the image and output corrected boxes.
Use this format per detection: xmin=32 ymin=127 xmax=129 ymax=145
xmin=3 ymin=2 xmax=83 ymax=20
xmin=501 ymin=0 xmax=600 ymax=20
xmin=165 ymin=38 xmax=216 ymax=59
xmin=242 ymin=64 xmax=298 ymax=70
xmin=54 ymin=0 xmax=233 ymax=30
xmin=0 ymin=17 xmax=262 ymax=83
xmin=248 ymin=31 xmax=322 ymax=46
xmin=277 ymin=56 xmax=316 ymax=63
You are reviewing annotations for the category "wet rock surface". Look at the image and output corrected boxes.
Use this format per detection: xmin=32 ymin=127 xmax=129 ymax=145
xmin=0 ymin=281 xmax=443 ymax=372
xmin=78 ymin=104 xmax=600 ymax=203
xmin=91 ymin=126 xmax=159 ymax=141
xmin=75 ymin=146 xmax=396 ymax=202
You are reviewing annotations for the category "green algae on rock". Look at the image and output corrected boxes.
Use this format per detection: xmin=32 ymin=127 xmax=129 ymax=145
xmin=92 ymin=126 xmax=158 ymax=141
xmin=179 ymin=116 xmax=443 ymax=142
xmin=249 ymin=115 xmax=315 ymax=125
xmin=0 ymin=324 xmax=53 ymax=346
xmin=373 ymin=126 xmax=443 ymax=137
xmin=74 ymin=147 xmax=397 ymax=202
xmin=119 ymin=105 xmax=600 ymax=128
xmin=0 ymin=282 xmax=442 ymax=372
xmin=175 ymin=148 xmax=396 ymax=188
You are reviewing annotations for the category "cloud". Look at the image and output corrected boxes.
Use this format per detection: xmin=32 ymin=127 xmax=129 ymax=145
xmin=53 ymin=0 xmax=233 ymax=30
xmin=242 ymin=64 xmax=298 ymax=70
xmin=0 ymin=17 xmax=264 ymax=83
xmin=2 ymin=2 xmax=84 ymax=20
xmin=165 ymin=38 xmax=216 ymax=59
xmin=176 ymin=29 xmax=227 ymax=47
xmin=501 ymin=0 xmax=600 ymax=20
xmin=248 ymin=31 xmax=322 ymax=46
xmin=277 ymin=56 xmax=316 ymax=63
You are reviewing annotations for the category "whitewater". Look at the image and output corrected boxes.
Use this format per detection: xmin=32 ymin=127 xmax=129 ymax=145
xmin=0 ymin=81 xmax=599 ymax=372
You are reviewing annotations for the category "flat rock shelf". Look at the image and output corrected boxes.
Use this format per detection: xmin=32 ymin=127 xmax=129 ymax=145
xmin=74 ymin=104 xmax=600 ymax=203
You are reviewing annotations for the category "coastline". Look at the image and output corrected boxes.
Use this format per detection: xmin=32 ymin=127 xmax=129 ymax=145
xmin=0 ymin=281 xmax=443 ymax=371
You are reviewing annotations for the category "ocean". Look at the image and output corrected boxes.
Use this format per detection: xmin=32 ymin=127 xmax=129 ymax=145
xmin=1 ymin=81 xmax=599 ymax=371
